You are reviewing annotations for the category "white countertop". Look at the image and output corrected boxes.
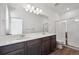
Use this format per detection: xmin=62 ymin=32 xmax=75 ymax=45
xmin=0 ymin=33 xmax=55 ymax=46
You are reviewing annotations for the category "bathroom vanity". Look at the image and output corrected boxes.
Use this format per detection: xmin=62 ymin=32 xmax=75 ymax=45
xmin=0 ymin=33 xmax=56 ymax=55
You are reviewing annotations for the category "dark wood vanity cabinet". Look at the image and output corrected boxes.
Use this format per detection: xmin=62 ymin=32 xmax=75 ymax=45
xmin=41 ymin=37 xmax=50 ymax=55
xmin=0 ymin=35 xmax=56 ymax=55
xmin=0 ymin=42 xmax=25 ymax=55
xmin=6 ymin=49 xmax=25 ymax=55
xmin=41 ymin=35 xmax=56 ymax=55
xmin=26 ymin=39 xmax=41 ymax=55
xmin=50 ymin=35 xmax=56 ymax=52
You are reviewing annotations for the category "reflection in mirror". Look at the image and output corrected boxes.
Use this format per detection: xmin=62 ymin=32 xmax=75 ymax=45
xmin=5 ymin=3 xmax=49 ymax=36
xmin=9 ymin=17 xmax=23 ymax=35
xmin=6 ymin=4 xmax=23 ymax=35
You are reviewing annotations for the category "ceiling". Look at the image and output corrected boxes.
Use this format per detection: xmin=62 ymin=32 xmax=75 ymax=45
xmin=51 ymin=3 xmax=79 ymax=15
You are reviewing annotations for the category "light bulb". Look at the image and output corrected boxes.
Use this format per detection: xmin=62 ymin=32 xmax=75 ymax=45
xmin=29 ymin=6 xmax=35 ymax=13
xmin=29 ymin=10 xmax=32 ymax=13
xmin=66 ymin=8 xmax=70 ymax=11
xmin=36 ymin=8 xmax=39 ymax=11
xmin=35 ymin=8 xmax=42 ymax=15
xmin=39 ymin=9 xmax=42 ymax=13
xmin=25 ymin=8 xmax=29 ymax=11
xmin=31 ymin=6 xmax=35 ymax=10
xmin=26 ymin=4 xmax=31 ymax=10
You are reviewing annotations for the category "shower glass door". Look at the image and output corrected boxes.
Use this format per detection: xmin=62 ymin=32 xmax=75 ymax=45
xmin=56 ymin=18 xmax=79 ymax=48
xmin=56 ymin=20 xmax=67 ymax=44
xmin=67 ymin=18 xmax=79 ymax=48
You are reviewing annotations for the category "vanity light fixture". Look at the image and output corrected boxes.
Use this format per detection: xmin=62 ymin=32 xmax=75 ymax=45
xmin=25 ymin=4 xmax=43 ymax=15
xmin=35 ymin=8 xmax=43 ymax=15
xmin=36 ymin=8 xmax=40 ymax=15
xmin=36 ymin=9 xmax=43 ymax=15
xmin=31 ymin=6 xmax=35 ymax=11
xmin=29 ymin=6 xmax=35 ymax=13
xmin=36 ymin=8 xmax=39 ymax=11
xmin=33 ymin=10 xmax=37 ymax=14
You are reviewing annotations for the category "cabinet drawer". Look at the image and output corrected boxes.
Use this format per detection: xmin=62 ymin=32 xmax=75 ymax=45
xmin=6 ymin=49 xmax=24 ymax=55
xmin=0 ymin=42 xmax=24 ymax=54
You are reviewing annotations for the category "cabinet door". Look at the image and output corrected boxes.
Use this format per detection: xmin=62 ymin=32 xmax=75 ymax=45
xmin=27 ymin=44 xmax=41 ymax=55
xmin=67 ymin=19 xmax=79 ymax=48
xmin=50 ymin=35 xmax=56 ymax=52
xmin=0 ymin=42 xmax=24 ymax=55
xmin=27 ymin=39 xmax=41 ymax=55
xmin=41 ymin=39 xmax=50 ymax=55
xmin=24 ymin=42 xmax=28 ymax=55
xmin=6 ymin=49 xmax=24 ymax=55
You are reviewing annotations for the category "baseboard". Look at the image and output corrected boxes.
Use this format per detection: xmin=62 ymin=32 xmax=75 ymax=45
xmin=57 ymin=41 xmax=79 ymax=51
xmin=63 ymin=44 xmax=79 ymax=51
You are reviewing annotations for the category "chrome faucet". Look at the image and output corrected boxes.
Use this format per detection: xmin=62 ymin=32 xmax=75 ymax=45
xmin=43 ymin=23 xmax=48 ymax=34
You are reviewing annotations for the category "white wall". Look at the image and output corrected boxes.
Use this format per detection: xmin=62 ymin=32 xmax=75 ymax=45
xmin=45 ymin=9 xmax=60 ymax=34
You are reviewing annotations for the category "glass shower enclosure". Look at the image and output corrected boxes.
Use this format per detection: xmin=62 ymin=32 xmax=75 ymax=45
xmin=56 ymin=20 xmax=67 ymax=45
xmin=56 ymin=17 xmax=79 ymax=49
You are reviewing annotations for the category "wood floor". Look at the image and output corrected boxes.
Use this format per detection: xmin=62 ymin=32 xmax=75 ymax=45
xmin=50 ymin=46 xmax=79 ymax=55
